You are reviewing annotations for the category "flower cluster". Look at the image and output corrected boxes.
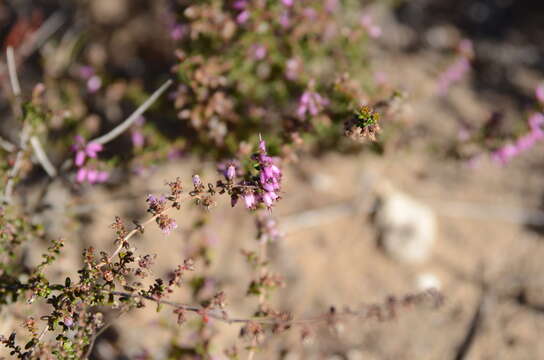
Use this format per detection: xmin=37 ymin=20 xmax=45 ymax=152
xmin=491 ymin=112 xmax=544 ymax=164
xmin=234 ymin=138 xmax=283 ymax=210
xmin=77 ymin=66 xmax=102 ymax=93
xmin=297 ymin=88 xmax=328 ymax=120
xmin=344 ymin=105 xmax=382 ymax=142
xmin=72 ymin=136 xmax=109 ymax=184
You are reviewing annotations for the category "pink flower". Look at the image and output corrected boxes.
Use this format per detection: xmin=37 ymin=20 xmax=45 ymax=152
xmin=72 ymin=136 xmax=103 ymax=167
xmin=279 ymin=11 xmax=290 ymax=28
xmin=237 ymin=10 xmax=250 ymax=24
xmin=491 ymin=112 xmax=544 ymax=165
xmin=282 ymin=0 xmax=293 ymax=7
xmin=244 ymin=193 xmax=256 ymax=209
xmin=297 ymin=90 xmax=328 ymax=119
xmin=536 ymin=84 xmax=544 ymax=104
xmin=226 ymin=165 xmax=236 ymax=180
xmin=250 ymin=44 xmax=267 ymax=60
xmin=75 ymin=167 xmax=109 ymax=184
xmin=360 ymin=15 xmax=381 ymax=38
xmin=78 ymin=66 xmax=94 ymax=79
xmin=87 ymin=76 xmax=102 ymax=93
xmin=192 ymin=174 xmax=202 ymax=187
xmin=437 ymin=58 xmax=470 ymax=96
xmin=170 ymin=24 xmax=186 ymax=40
xmin=131 ymin=131 xmax=145 ymax=148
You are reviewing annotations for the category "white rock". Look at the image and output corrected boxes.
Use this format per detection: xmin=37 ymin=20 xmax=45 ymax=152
xmin=416 ymin=272 xmax=442 ymax=291
xmin=373 ymin=185 xmax=437 ymax=263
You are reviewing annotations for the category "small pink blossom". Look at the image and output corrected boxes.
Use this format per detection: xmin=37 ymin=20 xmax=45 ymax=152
xmin=360 ymin=15 xmax=381 ymax=38
xmin=536 ymin=84 xmax=544 ymax=104
xmin=491 ymin=112 xmax=544 ymax=165
xmin=282 ymin=0 xmax=293 ymax=7
xmin=237 ymin=10 xmax=250 ymax=24
xmin=437 ymin=57 xmax=470 ymax=96
xmin=243 ymin=193 xmax=256 ymax=209
xmin=72 ymin=136 xmax=103 ymax=167
xmin=279 ymin=11 xmax=290 ymax=28
xmin=76 ymin=167 xmax=109 ymax=184
xmin=87 ymin=76 xmax=102 ymax=93
xmin=250 ymin=44 xmax=267 ymax=60
xmin=297 ymin=90 xmax=328 ymax=119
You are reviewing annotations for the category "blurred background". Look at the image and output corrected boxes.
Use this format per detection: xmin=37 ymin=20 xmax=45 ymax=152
xmin=1 ymin=0 xmax=544 ymax=359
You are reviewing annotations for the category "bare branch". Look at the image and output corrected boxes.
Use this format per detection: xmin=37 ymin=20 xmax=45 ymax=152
xmin=90 ymin=79 xmax=173 ymax=145
xmin=0 ymin=136 xmax=15 ymax=152
xmin=6 ymin=47 xmax=21 ymax=97
xmin=30 ymin=136 xmax=57 ymax=177
xmin=19 ymin=12 xmax=65 ymax=58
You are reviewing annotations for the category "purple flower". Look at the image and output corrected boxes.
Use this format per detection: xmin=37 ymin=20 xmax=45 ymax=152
xmin=87 ymin=75 xmax=102 ymax=93
xmin=192 ymin=174 xmax=202 ymax=187
xmin=255 ymin=137 xmax=282 ymax=209
xmin=72 ymin=136 xmax=103 ymax=167
xmin=78 ymin=66 xmax=94 ymax=79
xmin=226 ymin=165 xmax=236 ymax=180
xmin=250 ymin=44 xmax=267 ymax=60
xmin=233 ymin=0 xmax=247 ymax=10
xmin=279 ymin=11 xmax=290 ymax=28
xmin=75 ymin=167 xmax=109 ymax=184
xmin=491 ymin=112 xmax=544 ymax=165
xmin=131 ymin=131 xmax=145 ymax=149
xmin=237 ymin=10 xmax=250 ymax=24
xmin=360 ymin=15 xmax=382 ymax=38
xmin=170 ymin=24 xmax=186 ymax=41
xmin=243 ymin=192 xmax=256 ymax=209
xmin=437 ymin=57 xmax=470 ymax=96
xmin=297 ymin=90 xmax=328 ymax=119
xmin=282 ymin=0 xmax=294 ymax=7
xmin=157 ymin=214 xmax=178 ymax=235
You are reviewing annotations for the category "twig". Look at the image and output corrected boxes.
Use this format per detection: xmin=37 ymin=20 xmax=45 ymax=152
xmin=3 ymin=47 xmax=30 ymax=204
xmin=107 ymin=288 xmax=443 ymax=326
xmin=83 ymin=322 xmax=112 ymax=359
xmin=90 ymin=79 xmax=173 ymax=145
xmin=18 ymin=12 xmax=65 ymax=58
xmin=0 ymin=136 xmax=15 ymax=152
xmin=6 ymin=47 xmax=21 ymax=98
xmin=30 ymin=136 xmax=57 ymax=177
xmin=96 ymin=207 xmax=174 ymax=268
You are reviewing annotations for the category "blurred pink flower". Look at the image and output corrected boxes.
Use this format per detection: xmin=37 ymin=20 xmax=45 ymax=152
xmin=250 ymin=44 xmax=267 ymax=60
xmin=535 ymin=84 xmax=544 ymax=104
xmin=491 ymin=112 xmax=544 ymax=165
xmin=87 ymin=76 xmax=102 ymax=93
xmin=297 ymin=90 xmax=328 ymax=118
xmin=360 ymin=15 xmax=382 ymax=38
xmin=72 ymin=136 xmax=103 ymax=167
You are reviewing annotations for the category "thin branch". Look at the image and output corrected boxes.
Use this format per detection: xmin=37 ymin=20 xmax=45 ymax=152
xmin=0 ymin=136 xmax=15 ymax=152
xmin=96 ymin=207 xmax=174 ymax=268
xmin=19 ymin=12 xmax=65 ymax=58
xmin=6 ymin=47 xmax=21 ymax=97
xmin=90 ymin=79 xmax=173 ymax=145
xmin=84 ymin=322 xmax=112 ymax=360
xmin=30 ymin=136 xmax=57 ymax=177
xmin=3 ymin=47 xmax=30 ymax=204
xmin=108 ymin=288 xmax=443 ymax=326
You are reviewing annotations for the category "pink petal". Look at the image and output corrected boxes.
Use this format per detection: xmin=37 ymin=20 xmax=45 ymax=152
xmin=75 ymin=151 xmax=86 ymax=167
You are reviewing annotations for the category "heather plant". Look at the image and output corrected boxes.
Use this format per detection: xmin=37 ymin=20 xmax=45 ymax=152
xmin=0 ymin=2 xmax=452 ymax=359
